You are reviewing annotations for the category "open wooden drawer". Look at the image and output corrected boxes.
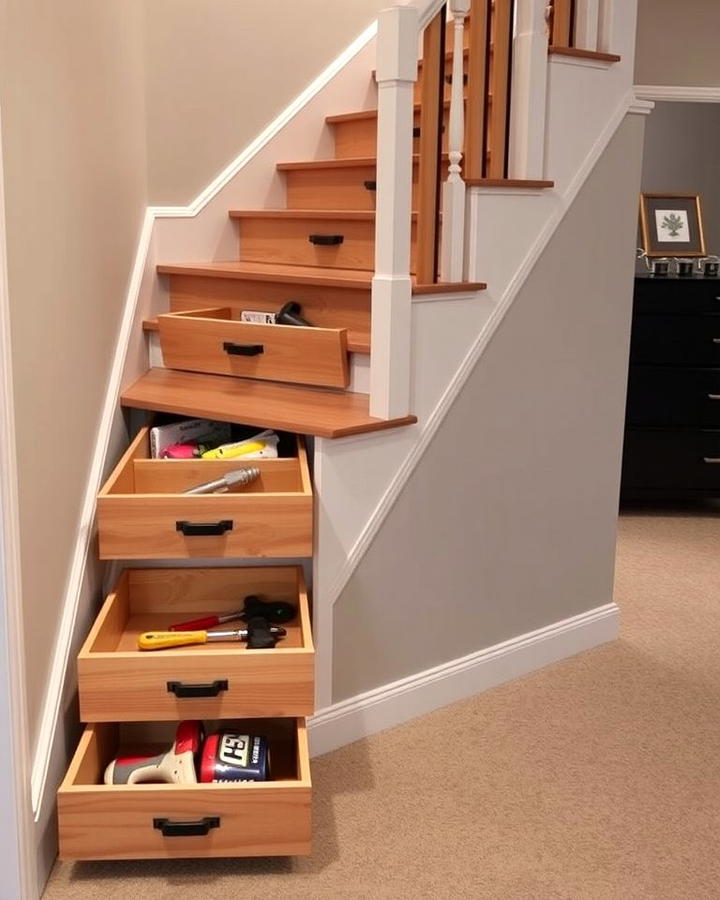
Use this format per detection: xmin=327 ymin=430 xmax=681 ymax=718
xmin=157 ymin=307 xmax=350 ymax=388
xmin=78 ymin=566 xmax=314 ymax=721
xmin=58 ymin=718 xmax=311 ymax=860
xmin=97 ymin=426 xmax=313 ymax=559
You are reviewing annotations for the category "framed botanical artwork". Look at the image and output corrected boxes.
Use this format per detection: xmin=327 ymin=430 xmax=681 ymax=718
xmin=639 ymin=193 xmax=706 ymax=258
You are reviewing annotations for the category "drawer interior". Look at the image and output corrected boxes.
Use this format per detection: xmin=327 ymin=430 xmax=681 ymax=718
xmin=82 ymin=567 xmax=313 ymax=657
xmin=64 ymin=719 xmax=308 ymax=789
xmin=101 ymin=427 xmax=311 ymax=497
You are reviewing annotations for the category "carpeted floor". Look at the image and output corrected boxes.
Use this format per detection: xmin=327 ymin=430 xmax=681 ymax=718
xmin=43 ymin=507 xmax=720 ymax=899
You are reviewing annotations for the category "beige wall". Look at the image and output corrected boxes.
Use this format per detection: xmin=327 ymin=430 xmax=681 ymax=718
xmin=332 ymin=115 xmax=645 ymax=700
xmin=0 ymin=0 xmax=148 ymax=748
xmin=144 ymin=0 xmax=387 ymax=206
xmin=635 ymin=0 xmax=720 ymax=86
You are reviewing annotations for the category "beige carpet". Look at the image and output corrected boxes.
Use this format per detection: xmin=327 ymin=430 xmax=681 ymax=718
xmin=43 ymin=507 xmax=720 ymax=899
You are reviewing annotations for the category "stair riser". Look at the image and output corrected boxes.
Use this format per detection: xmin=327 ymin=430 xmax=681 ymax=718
xmin=284 ymin=162 xmax=450 ymax=211
xmin=163 ymin=274 xmax=371 ymax=353
xmin=332 ymin=108 xmax=452 ymax=159
xmin=238 ymin=217 xmax=417 ymax=274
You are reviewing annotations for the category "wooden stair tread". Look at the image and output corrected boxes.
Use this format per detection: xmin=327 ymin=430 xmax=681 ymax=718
xmin=230 ymin=209 xmax=377 ymax=221
xmin=157 ymin=261 xmax=485 ymax=296
xmin=548 ymin=46 xmax=621 ymax=63
xmin=277 ymin=154 xmax=448 ymax=171
xmin=466 ymin=178 xmax=555 ymax=189
xmin=157 ymin=260 xmax=374 ymax=290
xmin=141 ymin=317 xmax=371 ymax=355
xmin=121 ymin=368 xmax=417 ymax=439
xmin=327 ymin=98 xmax=454 ymax=125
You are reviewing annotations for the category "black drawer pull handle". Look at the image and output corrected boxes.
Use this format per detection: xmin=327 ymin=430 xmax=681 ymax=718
xmin=308 ymin=233 xmax=344 ymax=246
xmin=702 ymin=457 xmax=720 ymax=464
xmin=223 ymin=342 xmax=264 ymax=356
xmin=363 ymin=180 xmax=377 ymax=191
xmin=167 ymin=679 xmax=229 ymax=698
xmin=176 ymin=520 xmax=233 ymax=536
xmin=154 ymin=817 xmax=220 ymax=838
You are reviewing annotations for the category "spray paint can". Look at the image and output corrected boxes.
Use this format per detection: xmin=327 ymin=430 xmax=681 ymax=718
xmin=199 ymin=732 xmax=270 ymax=782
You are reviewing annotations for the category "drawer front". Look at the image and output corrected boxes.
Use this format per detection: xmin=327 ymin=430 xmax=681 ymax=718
xmin=634 ymin=277 xmax=720 ymax=315
xmin=626 ymin=367 xmax=720 ymax=428
xmin=78 ymin=567 xmax=315 ymax=722
xmin=621 ymin=428 xmax=720 ymax=491
xmin=630 ymin=315 xmax=720 ymax=366
xmin=98 ymin=493 xmax=312 ymax=559
xmin=158 ymin=309 xmax=350 ymax=389
xmin=97 ymin=427 xmax=313 ymax=560
xmin=58 ymin=720 xmax=311 ymax=860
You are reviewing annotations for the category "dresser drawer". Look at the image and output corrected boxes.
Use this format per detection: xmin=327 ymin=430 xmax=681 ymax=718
xmin=626 ymin=367 xmax=720 ymax=428
xmin=78 ymin=566 xmax=314 ymax=722
xmin=621 ymin=428 xmax=720 ymax=491
xmin=158 ymin=308 xmax=350 ymax=389
xmin=58 ymin=718 xmax=311 ymax=860
xmin=634 ymin=277 xmax=720 ymax=315
xmin=97 ymin=426 xmax=313 ymax=559
xmin=630 ymin=315 xmax=720 ymax=366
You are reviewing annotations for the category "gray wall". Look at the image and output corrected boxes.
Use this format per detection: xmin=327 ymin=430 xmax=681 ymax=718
xmin=636 ymin=0 xmax=720 ymax=86
xmin=640 ymin=102 xmax=720 ymax=258
xmin=333 ymin=116 xmax=645 ymax=701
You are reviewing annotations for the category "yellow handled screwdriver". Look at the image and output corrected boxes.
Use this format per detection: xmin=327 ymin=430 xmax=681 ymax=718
xmin=138 ymin=626 xmax=286 ymax=651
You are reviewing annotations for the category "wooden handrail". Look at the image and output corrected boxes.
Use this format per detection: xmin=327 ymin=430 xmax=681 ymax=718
xmin=416 ymin=7 xmax=446 ymax=285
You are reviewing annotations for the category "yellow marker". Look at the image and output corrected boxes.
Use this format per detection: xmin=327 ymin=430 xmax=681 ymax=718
xmin=201 ymin=440 xmax=265 ymax=461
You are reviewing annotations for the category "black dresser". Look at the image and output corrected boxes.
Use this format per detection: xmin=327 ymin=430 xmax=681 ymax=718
xmin=621 ymin=275 xmax=720 ymax=500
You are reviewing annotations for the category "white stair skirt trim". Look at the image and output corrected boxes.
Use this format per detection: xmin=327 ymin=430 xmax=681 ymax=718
xmin=309 ymin=603 xmax=619 ymax=758
xmin=327 ymin=87 xmax=637 ymax=612
xmin=634 ymin=85 xmax=720 ymax=104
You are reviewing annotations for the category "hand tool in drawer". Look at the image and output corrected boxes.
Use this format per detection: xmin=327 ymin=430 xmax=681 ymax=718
xmin=137 ymin=622 xmax=287 ymax=651
xmin=183 ymin=466 xmax=260 ymax=495
xmin=169 ymin=594 xmax=297 ymax=631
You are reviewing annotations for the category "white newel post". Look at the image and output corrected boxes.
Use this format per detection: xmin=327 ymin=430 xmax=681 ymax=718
xmin=573 ymin=0 xmax=600 ymax=51
xmin=370 ymin=5 xmax=418 ymax=420
xmin=440 ymin=0 xmax=469 ymax=283
xmin=597 ymin=0 xmax=614 ymax=54
xmin=508 ymin=0 xmax=549 ymax=180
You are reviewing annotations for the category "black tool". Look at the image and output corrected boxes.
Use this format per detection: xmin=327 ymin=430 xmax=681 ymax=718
xmin=277 ymin=301 xmax=312 ymax=327
xmin=240 ymin=594 xmax=297 ymax=624
xmin=245 ymin=616 xmax=284 ymax=649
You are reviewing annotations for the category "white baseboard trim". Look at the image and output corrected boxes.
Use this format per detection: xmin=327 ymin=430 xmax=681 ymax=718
xmin=634 ymin=85 xmax=720 ymax=104
xmin=309 ymin=602 xmax=619 ymax=758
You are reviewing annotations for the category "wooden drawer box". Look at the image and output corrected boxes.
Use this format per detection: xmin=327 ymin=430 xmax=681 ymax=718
xmin=157 ymin=308 xmax=350 ymax=389
xmin=78 ymin=566 xmax=314 ymax=722
xmin=58 ymin=718 xmax=311 ymax=860
xmin=97 ymin=426 xmax=313 ymax=559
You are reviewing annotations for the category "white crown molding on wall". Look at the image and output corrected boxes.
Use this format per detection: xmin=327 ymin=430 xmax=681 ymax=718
xmin=309 ymin=603 xmax=619 ymax=757
xmin=634 ymin=85 xmax=720 ymax=103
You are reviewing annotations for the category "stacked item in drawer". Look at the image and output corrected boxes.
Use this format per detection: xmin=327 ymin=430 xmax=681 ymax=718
xmin=57 ymin=426 xmax=315 ymax=860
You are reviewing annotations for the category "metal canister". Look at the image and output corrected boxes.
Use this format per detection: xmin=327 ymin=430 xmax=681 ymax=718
xmin=199 ymin=732 xmax=270 ymax=782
